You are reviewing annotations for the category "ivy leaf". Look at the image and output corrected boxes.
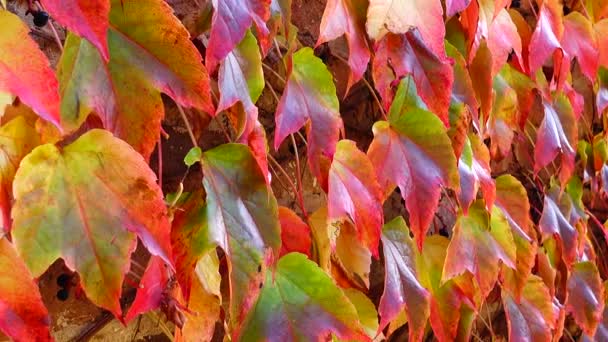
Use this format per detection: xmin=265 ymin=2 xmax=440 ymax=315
xmin=366 ymin=0 xmax=446 ymax=58
xmin=0 ymin=116 xmax=40 ymax=233
xmin=375 ymin=31 xmax=454 ymax=125
xmin=528 ymin=0 xmax=563 ymax=74
xmin=495 ymin=175 xmax=536 ymax=299
xmin=124 ymin=256 xmax=170 ymax=323
xmin=238 ymin=253 xmax=367 ymax=341
xmin=278 ymin=206 xmax=312 ymax=258
xmin=583 ymin=282 xmax=608 ymax=341
xmin=443 ymin=200 xmax=517 ymax=297
xmin=534 ymin=94 xmax=577 ymax=185
xmin=206 ymin=0 xmax=270 ymax=72
xmin=176 ymin=271 xmax=221 ymax=342
xmin=201 ymin=143 xmax=281 ymax=325
xmin=378 ymin=217 xmax=431 ymax=341
xmin=170 ymin=191 xmax=214 ymax=301
xmin=367 ymin=82 xmax=459 ymax=248
xmin=328 ymin=139 xmax=383 ymax=257
xmin=334 ymin=221 xmax=372 ymax=288
xmin=41 ymin=0 xmax=110 ymax=60
xmin=0 ymin=238 xmax=51 ymax=341
xmin=562 ymin=12 xmax=599 ymax=82
xmin=317 ymin=0 xmax=370 ymax=92
xmin=458 ymin=134 xmax=495 ymax=213
xmin=0 ymin=10 xmax=60 ymax=127
xmin=502 ymin=275 xmax=556 ymax=342
xmin=11 ymin=129 xmax=172 ymax=318
xmin=217 ymin=30 xmax=264 ymax=141
xmin=539 ymin=186 xmax=580 ymax=265
xmin=488 ymin=9 xmax=523 ymax=76
xmin=274 ymin=47 xmax=343 ymax=190
xmin=343 ymin=288 xmax=380 ymax=339
xmin=566 ymin=261 xmax=605 ymax=336
xmin=446 ymin=42 xmax=478 ymax=119
xmin=418 ymin=236 xmax=477 ymax=341
xmin=58 ymin=0 xmax=214 ymax=159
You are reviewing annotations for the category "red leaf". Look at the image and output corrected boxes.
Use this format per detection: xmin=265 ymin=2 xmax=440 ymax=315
xmin=446 ymin=42 xmax=479 ymax=120
xmin=528 ymin=0 xmax=563 ymax=74
xmin=488 ymin=8 xmax=523 ymax=75
xmin=41 ymin=0 xmax=110 ymax=60
xmin=0 ymin=11 xmax=60 ymax=127
xmin=377 ymin=31 xmax=454 ymax=125
xmin=566 ymin=262 xmax=605 ymax=336
xmin=458 ymin=134 xmax=496 ymax=213
xmin=502 ymin=275 xmax=557 ymax=342
xmin=206 ymin=0 xmax=270 ymax=71
xmin=562 ymin=12 xmax=599 ymax=82
xmin=317 ymin=0 xmax=370 ymax=92
xmin=379 ymin=217 xmax=431 ymax=341
xmin=124 ymin=256 xmax=170 ymax=323
xmin=534 ymin=94 xmax=577 ymax=185
xmin=274 ymin=48 xmax=343 ymax=190
xmin=366 ymin=0 xmax=446 ymax=58
xmin=470 ymin=41 xmax=494 ymax=128
xmin=0 ymin=238 xmax=51 ymax=341
xmin=328 ymin=139 xmax=383 ymax=257
xmin=367 ymin=85 xmax=458 ymax=248
xmin=278 ymin=206 xmax=312 ymax=258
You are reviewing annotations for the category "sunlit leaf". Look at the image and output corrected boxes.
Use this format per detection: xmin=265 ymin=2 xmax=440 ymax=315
xmin=124 ymin=256 xmax=170 ymax=322
xmin=201 ymin=143 xmax=281 ymax=325
xmin=378 ymin=217 xmax=430 ymax=341
xmin=566 ymin=261 xmax=605 ymax=336
xmin=274 ymin=47 xmax=343 ymax=190
xmin=328 ymin=139 xmax=383 ymax=257
xmin=0 ymin=10 xmax=60 ymax=127
xmin=239 ymin=253 xmax=366 ymax=341
xmin=539 ymin=186 xmax=581 ymax=265
xmin=12 ymin=129 xmax=172 ymax=317
xmin=278 ymin=206 xmax=312 ymax=258
xmin=0 ymin=238 xmax=51 ymax=341
xmin=528 ymin=0 xmax=563 ymax=74
xmin=58 ymin=0 xmax=214 ymax=159
xmin=457 ymin=134 xmax=495 ymax=213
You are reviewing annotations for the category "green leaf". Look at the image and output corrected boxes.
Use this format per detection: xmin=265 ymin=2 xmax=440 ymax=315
xmin=11 ymin=129 xmax=172 ymax=317
xmin=239 ymin=253 xmax=366 ymax=341
xmin=201 ymin=143 xmax=281 ymax=325
xmin=58 ymin=0 xmax=214 ymax=159
xmin=184 ymin=147 xmax=202 ymax=167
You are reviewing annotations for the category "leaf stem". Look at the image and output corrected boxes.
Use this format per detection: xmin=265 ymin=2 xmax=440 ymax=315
xmin=35 ymin=1 xmax=63 ymax=52
xmin=176 ymin=104 xmax=198 ymax=148
xmin=268 ymin=155 xmax=308 ymax=218
xmin=262 ymin=63 xmax=287 ymax=84
xmin=158 ymin=132 xmax=163 ymax=190
xmin=290 ymin=133 xmax=306 ymax=214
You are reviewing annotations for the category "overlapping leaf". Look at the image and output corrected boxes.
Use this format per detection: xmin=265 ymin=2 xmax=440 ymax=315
xmin=0 ymin=116 xmax=40 ymax=233
xmin=0 ymin=11 xmax=60 ymax=127
xmin=458 ymin=134 xmax=495 ymax=213
xmin=562 ymin=12 xmax=599 ymax=82
xmin=378 ymin=217 xmax=431 ymax=341
xmin=11 ymin=129 xmax=172 ymax=317
xmin=366 ymin=0 xmax=446 ymax=58
xmin=201 ymin=143 xmax=281 ymax=325
xmin=206 ymin=0 xmax=270 ymax=71
xmin=367 ymin=79 xmax=459 ymax=248
xmin=318 ymin=0 xmax=370 ymax=91
xmin=502 ymin=275 xmax=556 ymax=342
xmin=58 ymin=0 xmax=214 ymax=159
xmin=374 ymin=31 xmax=454 ymax=125
xmin=176 ymin=272 xmax=221 ymax=342
xmin=41 ymin=0 xmax=110 ymax=60
xmin=0 ymin=238 xmax=51 ymax=341
xmin=278 ymin=206 xmax=311 ymax=258
xmin=443 ymin=200 xmax=517 ymax=297
xmin=534 ymin=94 xmax=577 ymax=184
xmin=328 ymin=139 xmax=383 ymax=257
xmin=566 ymin=262 xmax=605 ymax=336
xmin=529 ymin=0 xmax=563 ymax=74
xmin=539 ymin=186 xmax=580 ymax=265
xmin=238 ymin=253 xmax=366 ymax=341
xmin=124 ymin=256 xmax=170 ymax=323
xmin=274 ymin=47 xmax=343 ymax=190
xmin=217 ymin=30 xmax=264 ymax=141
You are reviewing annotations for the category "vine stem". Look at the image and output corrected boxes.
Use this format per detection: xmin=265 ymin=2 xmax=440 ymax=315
xmin=158 ymin=131 xmax=163 ymax=189
xmin=268 ymin=155 xmax=308 ymax=218
xmin=176 ymin=104 xmax=198 ymax=148
xmin=290 ymin=134 xmax=306 ymax=216
xmin=262 ymin=63 xmax=287 ymax=84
